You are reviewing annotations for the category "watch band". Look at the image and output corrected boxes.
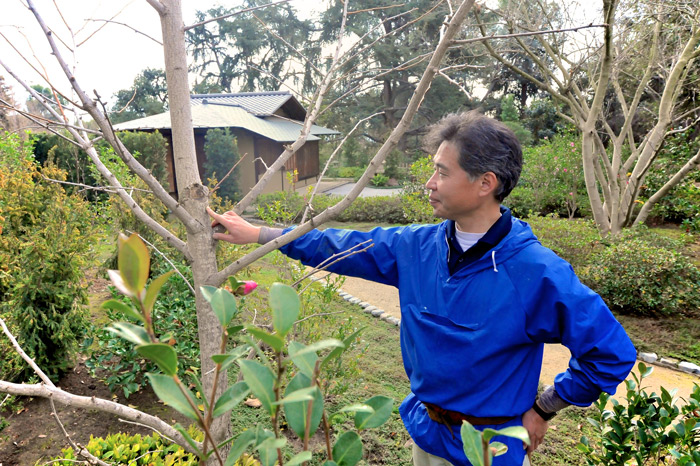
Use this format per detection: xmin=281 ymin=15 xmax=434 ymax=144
xmin=532 ymin=400 xmax=557 ymax=421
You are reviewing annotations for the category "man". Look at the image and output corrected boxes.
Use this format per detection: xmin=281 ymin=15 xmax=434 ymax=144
xmin=208 ymin=111 xmax=636 ymax=466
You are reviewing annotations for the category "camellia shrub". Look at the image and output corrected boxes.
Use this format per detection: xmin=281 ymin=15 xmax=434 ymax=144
xmin=582 ymin=237 xmax=700 ymax=317
xmin=0 ymin=132 xmax=99 ymax=381
xmin=506 ymin=129 xmax=586 ymax=219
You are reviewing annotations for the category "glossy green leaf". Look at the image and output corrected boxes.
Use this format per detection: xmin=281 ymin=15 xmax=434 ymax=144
xmin=323 ymin=327 xmax=364 ymax=368
xmin=284 ymin=373 xmax=323 ymax=439
xmin=107 ymin=269 xmax=135 ymax=298
xmin=227 ymin=324 xmax=244 ymax=336
xmin=288 ymin=341 xmax=318 ymax=378
xmin=118 ymin=233 xmax=150 ymax=297
xmin=490 ymin=441 xmax=508 ymax=457
xmin=213 ymin=381 xmax=250 ymax=418
xmin=246 ymin=326 xmax=285 ymax=353
xmin=482 ymin=426 xmax=530 ymax=445
xmin=172 ymin=423 xmax=203 ymax=457
xmin=147 ymin=373 xmax=199 ymax=421
xmin=211 ymin=345 xmax=250 ymax=371
xmin=269 ymin=282 xmax=299 ymax=337
xmin=354 ymin=395 xmax=393 ymax=430
xmin=106 ymin=322 xmax=150 ymax=345
xmin=460 ymin=422 xmax=485 ymax=466
xmin=137 ymin=343 xmax=178 ymax=376
xmin=228 ymin=276 xmax=245 ymax=292
xmin=201 ymin=285 xmax=238 ymax=327
xmin=332 ymin=431 xmax=363 ymax=466
xmin=224 ymin=429 xmax=257 ymax=466
xmin=286 ymin=451 xmax=313 ymax=466
xmin=338 ymin=404 xmax=375 ymax=414
xmin=257 ymin=437 xmax=286 ymax=466
xmin=143 ymin=270 xmax=174 ymax=316
xmin=238 ymin=359 xmax=276 ymax=415
xmin=323 ymin=462 xmax=339 ymax=466
xmin=273 ymin=386 xmax=316 ymax=405
xmin=101 ymin=299 xmax=144 ymax=323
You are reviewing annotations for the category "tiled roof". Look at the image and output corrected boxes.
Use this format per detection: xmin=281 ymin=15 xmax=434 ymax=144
xmin=191 ymin=91 xmax=296 ymax=116
xmin=113 ymin=93 xmax=339 ymax=142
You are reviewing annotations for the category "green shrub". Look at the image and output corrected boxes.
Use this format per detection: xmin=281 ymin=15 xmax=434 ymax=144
xmin=526 ymin=215 xmax=602 ymax=271
xmin=204 ymin=128 xmax=240 ymax=202
xmin=118 ymin=130 xmax=170 ymax=191
xmin=643 ymin=129 xmax=700 ymax=231
xmin=338 ymin=196 xmax=406 ymax=223
xmin=85 ymin=260 xmax=199 ymax=398
xmin=582 ymin=237 xmax=700 ymax=317
xmin=0 ymin=132 xmax=99 ymax=381
xmin=256 ymin=192 xmax=409 ymax=225
xmin=370 ymin=173 xmax=389 ymax=187
xmin=400 ymin=156 xmax=439 ymax=224
xmin=337 ymin=166 xmax=365 ymax=180
xmin=578 ymin=363 xmax=700 ymax=465
xmin=506 ymin=129 xmax=586 ymax=218
xmin=47 ymin=428 xmax=264 ymax=465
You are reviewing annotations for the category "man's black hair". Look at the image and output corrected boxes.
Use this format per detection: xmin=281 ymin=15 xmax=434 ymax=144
xmin=424 ymin=111 xmax=523 ymax=201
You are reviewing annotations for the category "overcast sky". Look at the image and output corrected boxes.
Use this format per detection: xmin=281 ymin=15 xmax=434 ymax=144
xmin=1 ymin=0 xmax=320 ymax=107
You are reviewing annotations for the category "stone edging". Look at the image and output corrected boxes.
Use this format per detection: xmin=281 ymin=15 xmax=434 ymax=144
xmin=337 ymin=290 xmax=401 ymax=327
xmin=337 ymin=288 xmax=700 ymax=379
xmin=638 ymin=352 xmax=700 ymax=378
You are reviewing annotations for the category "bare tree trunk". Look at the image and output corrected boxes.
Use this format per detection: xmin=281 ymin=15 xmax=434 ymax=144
xmin=156 ymin=0 xmax=230 ymax=448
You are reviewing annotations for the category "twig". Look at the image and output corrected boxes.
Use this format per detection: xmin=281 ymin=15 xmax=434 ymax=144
xmin=252 ymin=13 xmax=322 ymax=76
xmin=185 ymin=0 xmax=293 ymax=31
xmin=348 ymin=3 xmax=406 ymax=15
xmin=292 ymin=240 xmax=374 ymax=287
xmin=50 ymin=407 xmax=110 ymax=466
xmin=211 ymin=152 xmax=249 ymax=194
xmin=437 ymin=70 xmax=472 ymax=98
xmin=41 ymin=175 xmax=153 ymax=194
xmin=119 ymin=418 xmax=177 ymax=445
xmin=452 ymin=23 xmax=608 ymax=45
xmin=0 ymin=394 xmax=10 ymax=409
xmin=82 ymin=19 xmax=163 ymax=46
xmin=301 ymin=112 xmax=384 ymax=223
xmin=125 ymin=230 xmax=196 ymax=295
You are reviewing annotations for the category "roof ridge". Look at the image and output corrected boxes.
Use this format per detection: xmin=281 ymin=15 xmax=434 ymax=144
xmin=191 ymin=91 xmax=291 ymax=98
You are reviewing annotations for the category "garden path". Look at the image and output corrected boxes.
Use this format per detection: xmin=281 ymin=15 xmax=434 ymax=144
xmin=337 ymin=275 xmax=699 ymax=402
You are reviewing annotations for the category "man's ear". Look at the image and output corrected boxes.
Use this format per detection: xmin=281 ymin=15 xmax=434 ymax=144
xmin=479 ymin=172 xmax=499 ymax=198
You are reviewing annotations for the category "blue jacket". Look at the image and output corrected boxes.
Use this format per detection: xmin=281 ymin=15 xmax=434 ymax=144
xmin=279 ymin=216 xmax=636 ymax=465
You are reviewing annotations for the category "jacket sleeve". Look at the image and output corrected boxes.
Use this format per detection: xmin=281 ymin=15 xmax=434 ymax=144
xmin=518 ymin=253 xmax=637 ymax=406
xmin=278 ymin=226 xmax=405 ymax=287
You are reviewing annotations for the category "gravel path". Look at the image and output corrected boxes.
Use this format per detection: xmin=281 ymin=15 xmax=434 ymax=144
xmin=336 ymin=275 xmax=699 ymax=402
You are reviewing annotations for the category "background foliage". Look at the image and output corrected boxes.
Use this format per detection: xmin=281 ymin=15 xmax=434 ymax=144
xmin=0 ymin=132 xmax=99 ymax=381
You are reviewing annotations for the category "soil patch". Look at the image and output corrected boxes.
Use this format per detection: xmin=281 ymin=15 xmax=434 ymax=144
xmin=0 ymin=357 xmax=190 ymax=466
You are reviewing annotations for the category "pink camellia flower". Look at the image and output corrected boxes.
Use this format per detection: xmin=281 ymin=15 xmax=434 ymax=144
xmin=238 ymin=280 xmax=258 ymax=295
xmin=570 ymin=142 xmax=575 ymax=147
xmin=563 ymin=168 xmax=568 ymax=172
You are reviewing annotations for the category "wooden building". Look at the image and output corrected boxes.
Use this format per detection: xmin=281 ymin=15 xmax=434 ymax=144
xmin=114 ymin=91 xmax=338 ymax=197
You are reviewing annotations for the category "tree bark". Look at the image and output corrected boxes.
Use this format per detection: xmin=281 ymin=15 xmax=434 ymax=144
xmin=156 ymin=0 xmax=230 ymax=449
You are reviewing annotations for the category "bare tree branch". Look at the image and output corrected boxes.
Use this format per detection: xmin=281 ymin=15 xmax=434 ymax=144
xmin=301 ymin=111 xmax=384 ymax=223
xmin=83 ymin=19 xmax=163 ymax=46
xmin=185 ymin=0 xmax=293 ymax=31
xmin=210 ymin=0 xmax=476 ymax=286
xmin=21 ymin=0 xmax=199 ymax=234
xmin=453 ymin=23 xmax=608 ymax=45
